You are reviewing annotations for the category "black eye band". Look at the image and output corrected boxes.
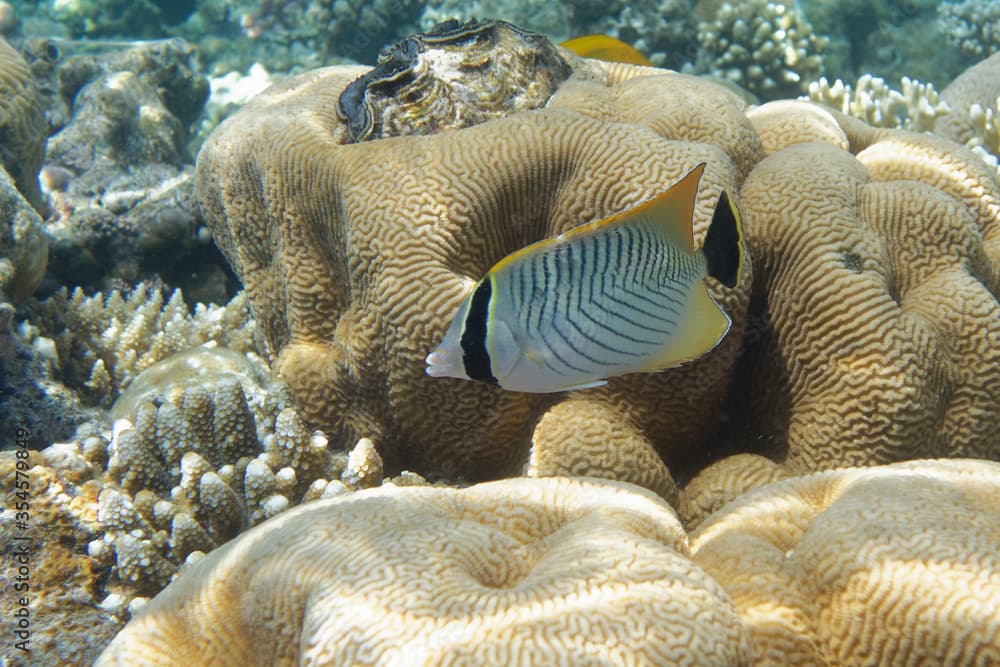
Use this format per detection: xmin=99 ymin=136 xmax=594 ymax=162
xmin=460 ymin=280 xmax=499 ymax=385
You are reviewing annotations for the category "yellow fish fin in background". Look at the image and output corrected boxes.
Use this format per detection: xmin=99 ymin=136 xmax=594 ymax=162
xmin=560 ymin=34 xmax=654 ymax=67
xmin=637 ymin=285 xmax=731 ymax=372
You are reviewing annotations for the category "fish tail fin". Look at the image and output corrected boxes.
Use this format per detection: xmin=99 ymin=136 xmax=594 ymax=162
xmin=703 ymin=191 xmax=745 ymax=289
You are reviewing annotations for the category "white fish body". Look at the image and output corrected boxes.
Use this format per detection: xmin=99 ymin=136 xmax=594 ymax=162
xmin=426 ymin=163 xmax=745 ymax=393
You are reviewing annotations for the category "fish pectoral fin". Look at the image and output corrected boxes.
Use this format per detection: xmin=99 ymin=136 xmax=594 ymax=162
xmin=639 ymin=286 xmax=731 ymax=371
xmin=555 ymin=379 xmax=608 ymax=392
xmin=487 ymin=319 xmax=520 ymax=380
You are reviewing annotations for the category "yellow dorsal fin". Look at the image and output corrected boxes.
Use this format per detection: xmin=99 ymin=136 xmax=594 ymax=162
xmin=627 ymin=162 xmax=702 ymax=251
xmin=637 ymin=284 xmax=731 ymax=371
xmin=489 ymin=164 xmax=705 ymax=275
xmin=560 ymin=35 xmax=655 ymax=67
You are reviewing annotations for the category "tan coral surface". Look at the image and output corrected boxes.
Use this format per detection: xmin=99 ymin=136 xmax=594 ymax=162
xmin=0 ymin=36 xmax=46 ymax=212
xmin=691 ymin=459 xmax=1000 ymax=667
xmin=96 ymin=477 xmax=751 ymax=666
xmin=732 ymin=100 xmax=1000 ymax=471
xmin=196 ymin=60 xmax=758 ymax=487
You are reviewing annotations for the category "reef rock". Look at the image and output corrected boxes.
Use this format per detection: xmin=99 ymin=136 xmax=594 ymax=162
xmin=23 ymin=38 xmax=233 ymax=300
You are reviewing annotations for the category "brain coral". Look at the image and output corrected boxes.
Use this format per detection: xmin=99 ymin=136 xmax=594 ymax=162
xmin=96 ymin=477 xmax=751 ymax=666
xmin=196 ymin=48 xmax=758 ymax=490
xmin=726 ymin=100 xmax=1000 ymax=472
xmin=691 ymin=459 xmax=1000 ymax=666
xmin=0 ymin=36 xmax=46 ymax=213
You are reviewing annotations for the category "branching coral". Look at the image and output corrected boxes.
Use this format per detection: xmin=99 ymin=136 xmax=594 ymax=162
xmin=933 ymin=53 xmax=1000 ymax=177
xmin=26 ymin=284 xmax=257 ymax=406
xmin=806 ymin=74 xmax=949 ymax=132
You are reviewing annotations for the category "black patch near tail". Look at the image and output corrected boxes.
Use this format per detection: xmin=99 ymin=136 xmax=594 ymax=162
xmin=704 ymin=191 xmax=744 ymax=289
xmin=460 ymin=279 xmax=499 ymax=385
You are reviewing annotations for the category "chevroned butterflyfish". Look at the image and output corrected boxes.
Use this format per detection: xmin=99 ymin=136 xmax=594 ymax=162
xmin=426 ymin=163 xmax=745 ymax=393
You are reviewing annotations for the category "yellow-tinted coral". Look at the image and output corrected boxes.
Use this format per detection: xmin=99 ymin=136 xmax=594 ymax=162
xmin=678 ymin=453 xmax=787 ymax=528
xmin=691 ymin=459 xmax=1000 ymax=666
xmin=97 ymin=477 xmax=751 ymax=666
xmin=731 ymin=100 xmax=1000 ymax=471
xmin=196 ymin=58 xmax=757 ymax=489
xmin=0 ymin=36 xmax=46 ymax=212
xmin=0 ymin=36 xmax=47 ymax=302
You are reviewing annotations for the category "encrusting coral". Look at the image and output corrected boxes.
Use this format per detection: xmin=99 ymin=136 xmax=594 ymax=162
xmin=691 ymin=459 xmax=1000 ymax=666
xmin=196 ymin=22 xmax=758 ymax=494
xmin=96 ymin=477 xmax=752 ymax=666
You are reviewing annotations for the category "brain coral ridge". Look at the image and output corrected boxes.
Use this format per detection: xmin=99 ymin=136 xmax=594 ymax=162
xmin=722 ymin=100 xmax=1000 ymax=473
xmin=691 ymin=459 xmax=1000 ymax=666
xmin=196 ymin=57 xmax=759 ymax=493
xmin=96 ymin=476 xmax=752 ymax=666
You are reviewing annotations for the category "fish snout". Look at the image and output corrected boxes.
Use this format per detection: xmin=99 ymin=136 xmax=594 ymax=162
xmin=425 ymin=345 xmax=462 ymax=378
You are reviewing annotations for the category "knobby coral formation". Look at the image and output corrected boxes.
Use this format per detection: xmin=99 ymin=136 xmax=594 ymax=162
xmin=695 ymin=0 xmax=826 ymax=100
xmin=938 ymin=0 xmax=1000 ymax=62
xmin=96 ymin=477 xmax=752 ymax=666
xmin=691 ymin=459 xmax=1000 ymax=666
xmin=196 ymin=24 xmax=757 ymax=492
xmin=0 ymin=348 xmax=399 ymax=662
xmin=726 ymin=100 xmax=1000 ymax=473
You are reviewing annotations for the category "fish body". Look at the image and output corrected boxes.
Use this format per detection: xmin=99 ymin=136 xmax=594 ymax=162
xmin=426 ymin=163 xmax=745 ymax=393
xmin=560 ymin=35 xmax=654 ymax=67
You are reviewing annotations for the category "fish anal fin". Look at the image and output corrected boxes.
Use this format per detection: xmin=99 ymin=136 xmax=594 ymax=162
xmin=555 ymin=379 xmax=608 ymax=392
xmin=638 ymin=285 xmax=731 ymax=371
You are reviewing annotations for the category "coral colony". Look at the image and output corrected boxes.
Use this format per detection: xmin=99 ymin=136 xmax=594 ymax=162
xmin=0 ymin=2 xmax=998 ymax=663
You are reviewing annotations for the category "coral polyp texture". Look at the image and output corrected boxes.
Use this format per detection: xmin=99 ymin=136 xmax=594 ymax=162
xmin=938 ymin=0 xmax=1000 ymax=62
xmin=0 ymin=36 xmax=48 ymax=302
xmin=196 ymin=22 xmax=757 ymax=491
xmin=0 ymin=36 xmax=46 ymax=213
xmin=691 ymin=459 xmax=1000 ymax=666
xmin=95 ymin=477 xmax=752 ymax=666
xmin=725 ymin=100 xmax=1000 ymax=475
xmin=695 ymin=0 xmax=826 ymax=100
